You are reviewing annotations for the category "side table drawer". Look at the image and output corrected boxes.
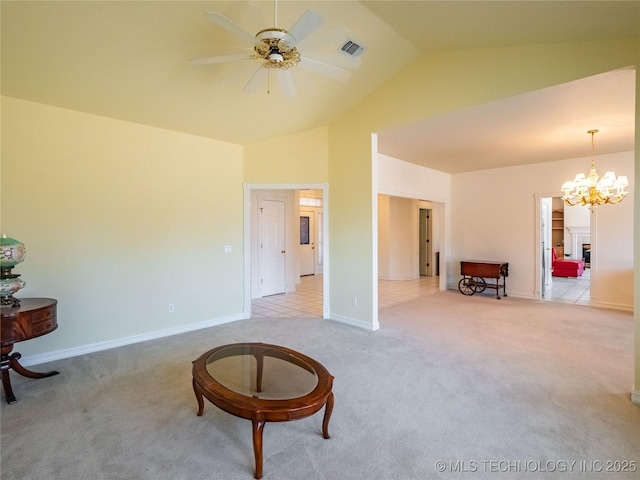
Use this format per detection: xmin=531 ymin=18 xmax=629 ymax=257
xmin=31 ymin=305 xmax=57 ymax=337
xmin=32 ymin=307 xmax=54 ymax=323
xmin=32 ymin=317 xmax=56 ymax=335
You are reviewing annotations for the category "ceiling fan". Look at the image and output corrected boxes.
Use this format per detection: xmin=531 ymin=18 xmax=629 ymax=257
xmin=190 ymin=1 xmax=363 ymax=96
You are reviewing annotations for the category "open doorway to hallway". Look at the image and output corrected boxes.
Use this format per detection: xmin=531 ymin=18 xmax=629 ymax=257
xmin=378 ymin=194 xmax=443 ymax=307
xmin=246 ymin=186 xmax=327 ymax=318
xmin=252 ymin=192 xmax=445 ymax=318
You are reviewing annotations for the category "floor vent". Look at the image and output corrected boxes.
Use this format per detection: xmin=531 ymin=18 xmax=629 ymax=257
xmin=340 ymin=39 xmax=365 ymax=57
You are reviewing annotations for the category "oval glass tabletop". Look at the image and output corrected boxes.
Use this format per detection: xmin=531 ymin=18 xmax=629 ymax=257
xmin=205 ymin=345 xmax=319 ymax=400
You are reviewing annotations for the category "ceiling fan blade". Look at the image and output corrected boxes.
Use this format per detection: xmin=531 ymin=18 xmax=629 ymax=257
xmin=205 ymin=12 xmax=258 ymax=45
xmin=297 ymin=26 xmax=351 ymax=52
xmin=287 ymin=10 xmax=323 ymax=47
xmin=223 ymin=2 xmax=268 ymax=35
xmin=299 ymin=57 xmax=352 ymax=82
xmin=244 ymin=67 xmax=268 ymax=94
xmin=276 ymin=70 xmax=297 ymax=97
xmin=189 ymin=53 xmax=251 ymax=66
xmin=304 ymin=52 xmax=361 ymax=69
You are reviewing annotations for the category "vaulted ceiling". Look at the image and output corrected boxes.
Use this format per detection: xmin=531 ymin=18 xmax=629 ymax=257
xmin=2 ymin=1 xmax=638 ymax=173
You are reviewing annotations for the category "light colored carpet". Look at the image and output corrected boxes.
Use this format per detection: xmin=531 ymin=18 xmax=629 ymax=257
xmin=1 ymin=291 xmax=638 ymax=479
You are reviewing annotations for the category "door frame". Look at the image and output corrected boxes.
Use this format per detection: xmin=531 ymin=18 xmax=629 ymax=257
xmin=243 ymin=183 xmax=330 ymax=319
xmin=541 ymin=198 xmax=552 ymax=295
xmin=534 ymin=192 xmax=593 ymax=301
xmin=299 ymin=208 xmax=318 ymax=276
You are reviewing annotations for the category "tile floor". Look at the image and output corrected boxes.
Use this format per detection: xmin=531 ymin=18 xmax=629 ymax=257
xmin=251 ymin=274 xmax=441 ymax=318
xmin=542 ymin=267 xmax=591 ymax=305
xmin=251 ymin=275 xmax=325 ymax=318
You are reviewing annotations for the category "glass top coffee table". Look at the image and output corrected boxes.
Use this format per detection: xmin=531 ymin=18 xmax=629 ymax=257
xmin=192 ymin=343 xmax=334 ymax=479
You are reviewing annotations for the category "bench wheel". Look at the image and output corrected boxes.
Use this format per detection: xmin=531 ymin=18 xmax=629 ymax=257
xmin=458 ymin=277 xmax=476 ymax=295
xmin=472 ymin=277 xmax=486 ymax=293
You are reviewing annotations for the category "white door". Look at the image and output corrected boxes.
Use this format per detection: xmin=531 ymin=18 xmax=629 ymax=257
xmin=259 ymin=199 xmax=286 ymax=296
xmin=299 ymin=209 xmax=315 ymax=276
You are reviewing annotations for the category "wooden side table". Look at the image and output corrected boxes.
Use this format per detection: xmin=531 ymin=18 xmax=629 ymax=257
xmin=1 ymin=298 xmax=59 ymax=404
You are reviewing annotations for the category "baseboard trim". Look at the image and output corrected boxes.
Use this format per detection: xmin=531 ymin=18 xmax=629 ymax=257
xmin=329 ymin=313 xmax=379 ymax=331
xmin=19 ymin=312 xmax=245 ymax=368
xmin=590 ymin=300 xmax=634 ymax=312
xmin=632 ymin=387 xmax=640 ymax=405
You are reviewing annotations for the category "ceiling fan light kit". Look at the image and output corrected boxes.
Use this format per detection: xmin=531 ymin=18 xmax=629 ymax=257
xmin=253 ymin=28 xmax=301 ymax=70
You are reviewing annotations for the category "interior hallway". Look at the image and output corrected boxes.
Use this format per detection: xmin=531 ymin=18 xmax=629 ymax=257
xmin=252 ymin=268 xmax=591 ymax=317
xmin=251 ymin=275 xmax=441 ymax=318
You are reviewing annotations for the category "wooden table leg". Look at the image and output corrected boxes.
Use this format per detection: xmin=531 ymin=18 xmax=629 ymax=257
xmin=8 ymin=351 xmax=59 ymax=379
xmin=252 ymin=417 xmax=266 ymax=479
xmin=1 ymin=346 xmax=59 ymax=404
xmin=322 ymin=392 xmax=334 ymax=439
xmin=1 ymin=360 xmax=16 ymax=404
xmin=193 ymin=378 xmax=205 ymax=416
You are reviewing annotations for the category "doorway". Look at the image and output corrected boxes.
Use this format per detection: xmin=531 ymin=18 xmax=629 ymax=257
xmin=244 ymin=184 xmax=329 ymax=319
xmin=299 ymin=190 xmax=324 ymax=276
xmin=419 ymin=208 xmax=433 ymax=276
xmin=377 ymin=195 xmax=442 ymax=307
xmin=538 ymin=195 xmax=591 ymax=303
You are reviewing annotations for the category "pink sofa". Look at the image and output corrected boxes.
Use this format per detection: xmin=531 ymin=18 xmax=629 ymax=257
xmin=552 ymin=249 xmax=585 ymax=277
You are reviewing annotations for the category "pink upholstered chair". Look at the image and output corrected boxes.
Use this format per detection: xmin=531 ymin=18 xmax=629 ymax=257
xmin=552 ymin=248 xmax=585 ymax=277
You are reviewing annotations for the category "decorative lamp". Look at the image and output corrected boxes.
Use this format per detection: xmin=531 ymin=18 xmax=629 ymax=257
xmin=1 ymin=235 xmax=26 ymax=307
xmin=561 ymin=129 xmax=628 ymax=210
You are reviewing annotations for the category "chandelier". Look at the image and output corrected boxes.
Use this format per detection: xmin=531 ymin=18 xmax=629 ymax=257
xmin=561 ymin=129 xmax=628 ymax=210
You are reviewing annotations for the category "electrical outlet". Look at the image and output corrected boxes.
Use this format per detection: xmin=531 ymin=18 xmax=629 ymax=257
xmin=352 ymin=296 xmax=358 ymax=306
xmin=168 ymin=303 xmax=175 ymax=313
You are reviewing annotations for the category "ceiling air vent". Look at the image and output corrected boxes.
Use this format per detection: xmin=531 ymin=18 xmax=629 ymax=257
xmin=340 ymin=39 xmax=365 ymax=57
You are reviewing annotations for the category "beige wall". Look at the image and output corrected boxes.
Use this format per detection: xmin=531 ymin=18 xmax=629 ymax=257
xmin=1 ymin=97 xmax=244 ymax=360
xmin=244 ymin=127 xmax=329 ymax=183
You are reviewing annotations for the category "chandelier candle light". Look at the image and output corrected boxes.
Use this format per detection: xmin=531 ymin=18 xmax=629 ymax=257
xmin=561 ymin=129 xmax=628 ymax=210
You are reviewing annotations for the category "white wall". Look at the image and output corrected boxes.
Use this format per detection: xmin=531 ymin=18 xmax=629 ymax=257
xmin=378 ymin=154 xmax=451 ymax=203
xmin=378 ymin=195 xmax=391 ymax=279
xmin=378 ymin=195 xmax=419 ymax=281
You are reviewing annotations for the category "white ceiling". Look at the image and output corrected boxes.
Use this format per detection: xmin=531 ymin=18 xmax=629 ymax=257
xmin=376 ymin=68 xmax=636 ymax=173
xmin=2 ymin=1 xmax=638 ymax=173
